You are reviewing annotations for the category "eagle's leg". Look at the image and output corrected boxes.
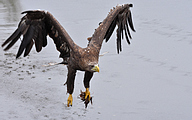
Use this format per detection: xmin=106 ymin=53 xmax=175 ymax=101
xmin=81 ymin=71 xmax=93 ymax=108
xmin=65 ymin=66 xmax=76 ymax=107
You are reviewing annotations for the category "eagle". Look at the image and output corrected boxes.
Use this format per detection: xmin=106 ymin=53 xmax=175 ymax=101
xmin=2 ymin=3 xmax=135 ymax=108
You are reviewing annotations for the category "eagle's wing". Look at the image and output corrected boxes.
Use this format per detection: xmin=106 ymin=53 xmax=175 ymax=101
xmin=2 ymin=10 xmax=77 ymax=59
xmin=88 ymin=4 xmax=135 ymax=53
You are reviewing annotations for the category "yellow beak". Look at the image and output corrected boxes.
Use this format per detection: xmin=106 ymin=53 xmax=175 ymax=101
xmin=91 ymin=65 xmax=100 ymax=72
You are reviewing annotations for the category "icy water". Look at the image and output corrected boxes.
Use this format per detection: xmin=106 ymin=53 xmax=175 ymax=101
xmin=1 ymin=0 xmax=192 ymax=120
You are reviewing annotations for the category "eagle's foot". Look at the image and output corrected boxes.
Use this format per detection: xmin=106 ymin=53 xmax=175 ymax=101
xmin=67 ymin=94 xmax=73 ymax=107
xmin=80 ymin=88 xmax=92 ymax=108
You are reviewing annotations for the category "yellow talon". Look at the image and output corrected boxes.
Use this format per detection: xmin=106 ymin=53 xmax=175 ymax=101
xmin=67 ymin=94 xmax=73 ymax=107
xmin=85 ymin=88 xmax=90 ymax=101
xmin=79 ymin=88 xmax=93 ymax=108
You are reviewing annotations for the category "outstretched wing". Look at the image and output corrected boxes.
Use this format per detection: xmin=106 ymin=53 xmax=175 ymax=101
xmin=88 ymin=4 xmax=135 ymax=53
xmin=2 ymin=10 xmax=77 ymax=59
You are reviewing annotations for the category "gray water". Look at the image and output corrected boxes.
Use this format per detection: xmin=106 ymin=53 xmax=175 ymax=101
xmin=1 ymin=0 xmax=192 ymax=120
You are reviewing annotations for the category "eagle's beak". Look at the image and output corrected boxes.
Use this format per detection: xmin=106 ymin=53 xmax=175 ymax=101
xmin=91 ymin=65 xmax=99 ymax=72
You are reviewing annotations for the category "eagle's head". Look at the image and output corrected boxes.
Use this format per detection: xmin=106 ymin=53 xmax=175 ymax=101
xmin=81 ymin=61 xmax=99 ymax=73
xmin=88 ymin=62 xmax=99 ymax=73
xmin=80 ymin=48 xmax=100 ymax=73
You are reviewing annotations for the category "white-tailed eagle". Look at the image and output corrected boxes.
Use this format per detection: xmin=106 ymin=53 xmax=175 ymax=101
xmin=2 ymin=3 xmax=135 ymax=108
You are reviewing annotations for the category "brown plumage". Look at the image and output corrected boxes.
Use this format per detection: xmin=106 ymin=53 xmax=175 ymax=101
xmin=2 ymin=3 xmax=135 ymax=108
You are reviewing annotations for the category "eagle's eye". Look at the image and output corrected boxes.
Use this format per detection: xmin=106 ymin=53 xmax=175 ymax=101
xmin=90 ymin=65 xmax=94 ymax=68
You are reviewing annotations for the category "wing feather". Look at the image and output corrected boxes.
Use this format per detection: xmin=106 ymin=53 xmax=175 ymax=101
xmin=2 ymin=10 xmax=76 ymax=59
xmin=120 ymin=19 xmax=124 ymax=40
xmin=127 ymin=10 xmax=135 ymax=32
xmin=42 ymin=23 xmax=47 ymax=47
xmin=3 ymin=30 xmax=22 ymax=51
xmin=35 ymin=25 xmax=43 ymax=52
xmin=16 ymin=25 xmax=35 ymax=58
xmin=118 ymin=19 xmax=123 ymax=52
xmin=116 ymin=26 xmax=121 ymax=54
xmin=24 ymin=40 xmax=34 ymax=57
xmin=124 ymin=23 xmax=130 ymax=44
xmin=125 ymin=18 xmax=132 ymax=39
xmin=104 ymin=17 xmax=117 ymax=42
xmin=89 ymin=4 xmax=135 ymax=54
